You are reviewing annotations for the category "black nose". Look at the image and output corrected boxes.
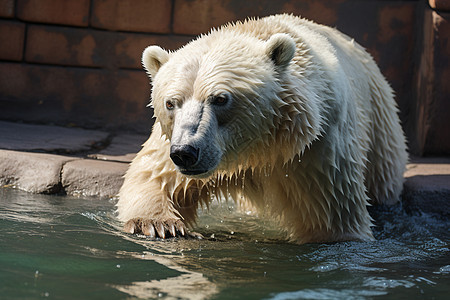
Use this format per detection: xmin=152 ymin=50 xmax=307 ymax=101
xmin=170 ymin=145 xmax=199 ymax=169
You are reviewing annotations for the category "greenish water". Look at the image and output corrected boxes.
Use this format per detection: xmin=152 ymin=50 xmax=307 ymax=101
xmin=0 ymin=188 xmax=449 ymax=299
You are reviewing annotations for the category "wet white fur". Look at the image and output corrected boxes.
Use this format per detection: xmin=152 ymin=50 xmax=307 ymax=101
xmin=117 ymin=14 xmax=407 ymax=244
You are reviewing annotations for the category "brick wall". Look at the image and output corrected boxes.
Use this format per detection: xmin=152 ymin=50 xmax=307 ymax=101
xmin=0 ymin=0 xmax=449 ymax=154
xmin=0 ymin=0 xmax=193 ymax=133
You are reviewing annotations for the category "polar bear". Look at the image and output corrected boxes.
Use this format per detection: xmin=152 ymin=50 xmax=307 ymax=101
xmin=117 ymin=14 xmax=407 ymax=244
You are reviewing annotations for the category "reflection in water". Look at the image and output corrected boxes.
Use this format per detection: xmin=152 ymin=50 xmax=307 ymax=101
xmin=112 ymin=251 xmax=218 ymax=300
xmin=114 ymin=274 xmax=216 ymax=300
xmin=86 ymin=209 xmax=221 ymax=299
xmin=0 ymin=188 xmax=449 ymax=299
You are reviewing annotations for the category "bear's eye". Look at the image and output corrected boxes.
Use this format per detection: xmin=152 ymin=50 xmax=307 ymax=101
xmin=211 ymin=94 xmax=229 ymax=106
xmin=165 ymin=100 xmax=175 ymax=110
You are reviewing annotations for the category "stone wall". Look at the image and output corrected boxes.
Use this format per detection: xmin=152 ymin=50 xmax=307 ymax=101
xmin=0 ymin=0 xmax=449 ymax=155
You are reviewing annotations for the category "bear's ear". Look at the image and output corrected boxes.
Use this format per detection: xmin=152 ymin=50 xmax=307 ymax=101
xmin=142 ymin=46 xmax=169 ymax=79
xmin=265 ymin=33 xmax=296 ymax=69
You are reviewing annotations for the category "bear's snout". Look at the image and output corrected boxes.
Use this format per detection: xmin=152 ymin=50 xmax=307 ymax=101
xmin=170 ymin=144 xmax=199 ymax=170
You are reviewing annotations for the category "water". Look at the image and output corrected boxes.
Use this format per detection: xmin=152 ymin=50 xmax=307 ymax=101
xmin=0 ymin=188 xmax=449 ymax=299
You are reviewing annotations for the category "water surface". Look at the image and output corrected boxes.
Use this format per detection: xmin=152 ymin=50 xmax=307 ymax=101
xmin=0 ymin=188 xmax=448 ymax=299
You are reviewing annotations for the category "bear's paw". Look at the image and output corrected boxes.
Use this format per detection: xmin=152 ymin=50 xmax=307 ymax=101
xmin=123 ymin=218 xmax=187 ymax=239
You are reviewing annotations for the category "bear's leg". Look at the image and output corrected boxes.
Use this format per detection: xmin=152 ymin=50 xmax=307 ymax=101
xmin=366 ymin=141 xmax=407 ymax=205
xmin=272 ymin=133 xmax=375 ymax=243
xmin=283 ymin=164 xmax=374 ymax=243
xmin=117 ymin=123 xmax=205 ymax=238
xmin=365 ymin=79 xmax=408 ymax=205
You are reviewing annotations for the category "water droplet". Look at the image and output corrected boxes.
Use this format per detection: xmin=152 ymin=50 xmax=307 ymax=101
xmin=116 ymin=264 xmax=121 ymax=268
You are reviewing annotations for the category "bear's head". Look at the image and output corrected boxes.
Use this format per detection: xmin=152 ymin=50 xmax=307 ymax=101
xmin=142 ymin=32 xmax=296 ymax=178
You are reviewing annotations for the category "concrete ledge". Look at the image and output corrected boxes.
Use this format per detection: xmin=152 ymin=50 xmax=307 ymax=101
xmin=0 ymin=149 xmax=130 ymax=197
xmin=403 ymin=157 xmax=450 ymax=216
xmin=0 ymin=149 xmax=75 ymax=193
xmin=61 ymin=158 xmax=128 ymax=198
xmin=0 ymin=121 xmax=143 ymax=198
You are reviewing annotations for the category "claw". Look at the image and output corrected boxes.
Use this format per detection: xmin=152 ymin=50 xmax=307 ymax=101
xmin=179 ymin=224 xmax=185 ymax=236
xmin=188 ymin=231 xmax=204 ymax=239
xmin=156 ymin=222 xmax=165 ymax=239
xmin=124 ymin=218 xmax=187 ymax=239
xmin=175 ymin=220 xmax=186 ymax=236
xmin=141 ymin=221 xmax=151 ymax=236
xmin=169 ymin=224 xmax=176 ymax=237
xmin=149 ymin=224 xmax=156 ymax=238
xmin=124 ymin=219 xmax=137 ymax=234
